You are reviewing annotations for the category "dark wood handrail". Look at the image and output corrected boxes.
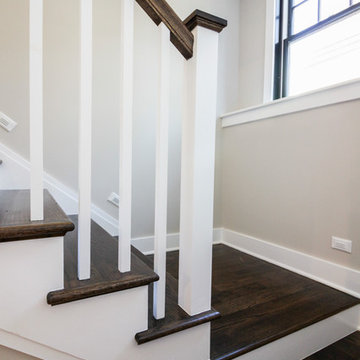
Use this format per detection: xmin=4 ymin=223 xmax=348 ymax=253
xmin=135 ymin=1 xmax=227 ymax=60
xmin=136 ymin=0 xmax=194 ymax=59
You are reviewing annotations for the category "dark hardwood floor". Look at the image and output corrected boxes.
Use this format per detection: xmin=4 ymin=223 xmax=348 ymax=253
xmin=160 ymin=244 xmax=360 ymax=360
xmin=47 ymin=216 xmax=159 ymax=306
xmin=305 ymin=332 xmax=360 ymax=359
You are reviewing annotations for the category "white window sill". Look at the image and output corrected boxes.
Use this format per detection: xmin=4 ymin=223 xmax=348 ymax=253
xmin=221 ymin=78 xmax=360 ymax=128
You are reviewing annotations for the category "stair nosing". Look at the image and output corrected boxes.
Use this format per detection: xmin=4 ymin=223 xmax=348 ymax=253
xmin=0 ymin=189 xmax=75 ymax=242
xmin=47 ymin=269 xmax=159 ymax=306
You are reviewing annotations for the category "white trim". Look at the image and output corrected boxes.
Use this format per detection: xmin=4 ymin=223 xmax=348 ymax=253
xmin=222 ymin=78 xmax=360 ymax=128
xmin=222 ymin=228 xmax=360 ymax=298
xmin=233 ymin=306 xmax=360 ymax=360
xmin=0 ymin=142 xmax=118 ymax=236
xmin=132 ymin=228 xmax=224 ymax=256
xmin=263 ymin=0 xmax=276 ymax=103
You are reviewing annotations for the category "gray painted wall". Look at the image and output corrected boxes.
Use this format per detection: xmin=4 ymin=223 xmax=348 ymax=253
xmin=222 ymin=0 xmax=360 ymax=270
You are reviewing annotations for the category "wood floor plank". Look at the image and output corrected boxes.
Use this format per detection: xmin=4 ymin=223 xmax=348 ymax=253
xmin=305 ymin=332 xmax=360 ymax=359
xmin=157 ymin=244 xmax=360 ymax=360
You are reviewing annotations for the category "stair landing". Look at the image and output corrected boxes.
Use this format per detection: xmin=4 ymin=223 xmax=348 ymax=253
xmin=160 ymin=244 xmax=360 ymax=360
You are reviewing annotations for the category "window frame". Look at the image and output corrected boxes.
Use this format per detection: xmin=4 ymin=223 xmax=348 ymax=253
xmin=274 ymin=0 xmax=360 ymax=100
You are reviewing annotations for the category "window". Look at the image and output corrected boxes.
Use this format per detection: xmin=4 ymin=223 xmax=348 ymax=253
xmin=274 ymin=0 xmax=360 ymax=99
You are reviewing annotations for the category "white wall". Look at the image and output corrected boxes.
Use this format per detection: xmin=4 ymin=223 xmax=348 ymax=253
xmin=221 ymin=0 xmax=360 ymax=270
xmin=0 ymin=0 xmax=240 ymax=237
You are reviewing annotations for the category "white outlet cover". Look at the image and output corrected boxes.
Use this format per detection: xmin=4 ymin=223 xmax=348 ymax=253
xmin=0 ymin=112 xmax=17 ymax=132
xmin=331 ymin=236 xmax=352 ymax=254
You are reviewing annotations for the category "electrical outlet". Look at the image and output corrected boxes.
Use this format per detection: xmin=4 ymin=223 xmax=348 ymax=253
xmin=0 ymin=112 xmax=17 ymax=132
xmin=108 ymin=192 xmax=120 ymax=207
xmin=331 ymin=236 xmax=352 ymax=254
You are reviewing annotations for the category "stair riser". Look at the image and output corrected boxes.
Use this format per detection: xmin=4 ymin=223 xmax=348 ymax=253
xmin=0 ymin=235 xmax=211 ymax=360
xmin=230 ymin=305 xmax=360 ymax=360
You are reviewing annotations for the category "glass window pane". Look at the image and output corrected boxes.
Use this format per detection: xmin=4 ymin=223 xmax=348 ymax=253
xmin=320 ymin=0 xmax=349 ymax=20
xmin=292 ymin=0 xmax=318 ymax=34
xmin=288 ymin=11 xmax=360 ymax=96
xmin=275 ymin=0 xmax=281 ymax=44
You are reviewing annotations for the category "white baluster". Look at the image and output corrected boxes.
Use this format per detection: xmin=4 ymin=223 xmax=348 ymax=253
xmin=78 ymin=0 xmax=93 ymax=280
xmin=178 ymin=26 xmax=220 ymax=316
xmin=119 ymin=0 xmax=135 ymax=273
xmin=29 ymin=0 xmax=44 ymax=221
xmin=153 ymin=23 xmax=170 ymax=320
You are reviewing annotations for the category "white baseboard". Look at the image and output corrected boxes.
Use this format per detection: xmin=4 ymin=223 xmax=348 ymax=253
xmin=132 ymin=228 xmax=224 ymax=255
xmin=0 ymin=142 xmax=118 ymax=236
xmin=222 ymin=228 xmax=360 ymax=298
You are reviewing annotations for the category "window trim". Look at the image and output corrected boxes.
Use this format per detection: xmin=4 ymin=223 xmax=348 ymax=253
xmin=222 ymin=77 xmax=360 ymax=128
xmin=263 ymin=0 xmax=277 ymax=103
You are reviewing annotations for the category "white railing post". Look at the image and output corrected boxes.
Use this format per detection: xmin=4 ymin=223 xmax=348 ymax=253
xmin=29 ymin=0 xmax=44 ymax=221
xmin=178 ymin=17 xmax=226 ymax=315
xmin=78 ymin=0 xmax=93 ymax=280
xmin=119 ymin=0 xmax=135 ymax=273
xmin=153 ymin=23 xmax=170 ymax=320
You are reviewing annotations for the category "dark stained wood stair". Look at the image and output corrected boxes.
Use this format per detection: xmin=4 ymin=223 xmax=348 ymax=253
xmin=2 ymin=190 xmax=359 ymax=358
xmin=150 ymin=244 xmax=360 ymax=360
xmin=133 ymin=246 xmax=220 ymax=344
xmin=0 ymin=190 xmax=74 ymax=242
xmin=305 ymin=331 xmax=360 ymax=359
xmin=47 ymin=216 xmax=159 ymax=306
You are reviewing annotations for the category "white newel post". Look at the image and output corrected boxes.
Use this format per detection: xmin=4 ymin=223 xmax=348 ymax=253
xmin=29 ymin=0 xmax=44 ymax=221
xmin=119 ymin=0 xmax=135 ymax=273
xmin=153 ymin=23 xmax=170 ymax=320
xmin=179 ymin=21 xmax=225 ymax=315
xmin=78 ymin=0 xmax=93 ymax=280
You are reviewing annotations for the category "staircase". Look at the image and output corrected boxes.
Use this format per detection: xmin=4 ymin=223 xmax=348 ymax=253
xmin=1 ymin=0 xmax=360 ymax=359
xmin=1 ymin=189 xmax=360 ymax=359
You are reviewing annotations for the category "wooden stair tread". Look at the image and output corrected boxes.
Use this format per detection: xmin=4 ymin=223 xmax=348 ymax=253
xmin=133 ymin=247 xmax=220 ymax=344
xmin=157 ymin=244 xmax=360 ymax=360
xmin=47 ymin=216 xmax=159 ymax=306
xmin=0 ymin=190 xmax=74 ymax=242
xmin=305 ymin=331 xmax=360 ymax=359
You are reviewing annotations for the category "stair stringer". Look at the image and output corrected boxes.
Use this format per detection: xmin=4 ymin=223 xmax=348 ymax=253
xmin=230 ymin=305 xmax=360 ymax=360
xmin=0 ymin=236 xmax=210 ymax=360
